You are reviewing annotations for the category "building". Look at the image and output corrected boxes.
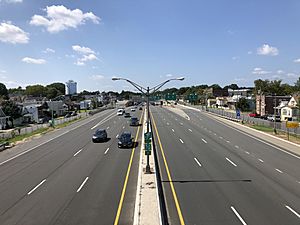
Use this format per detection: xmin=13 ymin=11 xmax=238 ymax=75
xmin=256 ymin=95 xmax=291 ymax=116
xmin=279 ymin=97 xmax=300 ymax=121
xmin=66 ymin=80 xmax=77 ymax=95
xmin=0 ymin=107 xmax=10 ymax=130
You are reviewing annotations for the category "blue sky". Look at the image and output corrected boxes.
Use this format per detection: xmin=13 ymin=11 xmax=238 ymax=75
xmin=0 ymin=0 xmax=300 ymax=92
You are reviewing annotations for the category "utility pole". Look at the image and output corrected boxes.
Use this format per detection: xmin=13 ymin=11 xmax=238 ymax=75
xmin=273 ymin=96 xmax=277 ymax=134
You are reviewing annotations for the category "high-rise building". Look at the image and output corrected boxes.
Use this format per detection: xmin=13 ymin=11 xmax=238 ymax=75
xmin=66 ymin=80 xmax=77 ymax=95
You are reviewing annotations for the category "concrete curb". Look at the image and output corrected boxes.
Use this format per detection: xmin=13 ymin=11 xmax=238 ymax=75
xmin=133 ymin=108 xmax=160 ymax=225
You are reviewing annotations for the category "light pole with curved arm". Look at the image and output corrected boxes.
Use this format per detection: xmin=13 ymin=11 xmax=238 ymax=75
xmin=112 ymin=76 xmax=185 ymax=172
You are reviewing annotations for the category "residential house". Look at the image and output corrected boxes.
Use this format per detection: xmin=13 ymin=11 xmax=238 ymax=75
xmin=256 ymin=95 xmax=291 ymax=116
xmin=0 ymin=107 xmax=10 ymax=130
xmin=279 ymin=96 xmax=300 ymax=121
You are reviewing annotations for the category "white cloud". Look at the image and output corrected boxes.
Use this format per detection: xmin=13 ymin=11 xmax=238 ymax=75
xmin=0 ymin=21 xmax=29 ymax=44
xmin=232 ymin=56 xmax=239 ymax=60
xmin=286 ymin=73 xmax=298 ymax=78
xmin=22 ymin=57 xmax=46 ymax=64
xmin=0 ymin=0 xmax=23 ymax=3
xmin=247 ymin=51 xmax=252 ymax=55
xmin=257 ymin=44 xmax=279 ymax=56
xmin=90 ymin=75 xmax=105 ymax=80
xmin=72 ymin=45 xmax=98 ymax=66
xmin=252 ymin=67 xmax=271 ymax=75
xmin=277 ymin=70 xmax=285 ymax=74
xmin=30 ymin=5 xmax=100 ymax=33
xmin=43 ymin=48 xmax=55 ymax=53
xmin=0 ymin=70 xmax=7 ymax=73
xmin=166 ymin=74 xmax=173 ymax=77
xmin=293 ymin=58 xmax=300 ymax=63
xmin=72 ymin=45 xmax=95 ymax=54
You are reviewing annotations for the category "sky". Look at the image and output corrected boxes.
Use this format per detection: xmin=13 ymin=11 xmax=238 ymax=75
xmin=1 ymin=0 xmax=300 ymax=92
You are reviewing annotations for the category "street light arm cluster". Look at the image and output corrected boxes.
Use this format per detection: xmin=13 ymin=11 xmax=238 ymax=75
xmin=112 ymin=77 xmax=147 ymax=94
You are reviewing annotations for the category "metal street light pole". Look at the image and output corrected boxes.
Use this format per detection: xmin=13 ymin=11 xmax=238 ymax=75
xmin=112 ymin=76 xmax=184 ymax=173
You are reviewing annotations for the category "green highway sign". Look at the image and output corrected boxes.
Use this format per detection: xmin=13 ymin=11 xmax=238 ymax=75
xmin=165 ymin=93 xmax=177 ymax=101
xmin=145 ymin=142 xmax=152 ymax=151
xmin=144 ymin=132 xmax=152 ymax=143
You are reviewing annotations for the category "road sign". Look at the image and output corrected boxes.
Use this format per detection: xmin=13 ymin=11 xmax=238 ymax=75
xmin=286 ymin=122 xmax=299 ymax=128
xmin=144 ymin=132 xmax=152 ymax=143
xmin=236 ymin=109 xmax=241 ymax=118
xmin=165 ymin=93 xmax=177 ymax=101
xmin=145 ymin=142 xmax=152 ymax=151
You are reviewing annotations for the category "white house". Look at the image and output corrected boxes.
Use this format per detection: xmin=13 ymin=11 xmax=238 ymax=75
xmin=280 ymin=97 xmax=299 ymax=121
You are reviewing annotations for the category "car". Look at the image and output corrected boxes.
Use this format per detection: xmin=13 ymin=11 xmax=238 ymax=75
xmin=117 ymin=109 xmax=124 ymax=116
xmin=92 ymin=129 xmax=108 ymax=142
xmin=267 ymin=115 xmax=281 ymax=122
xmin=248 ymin=113 xmax=259 ymax=117
xmin=118 ymin=132 xmax=133 ymax=148
xmin=130 ymin=117 xmax=139 ymax=126
xmin=124 ymin=112 xmax=131 ymax=118
xmin=139 ymin=106 xmax=142 ymax=110
xmin=260 ymin=115 xmax=268 ymax=120
xmin=131 ymin=108 xmax=136 ymax=112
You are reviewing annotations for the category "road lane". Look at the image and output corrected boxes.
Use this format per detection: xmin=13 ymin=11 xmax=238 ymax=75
xmin=0 ymin=107 xmax=143 ymax=225
xmin=152 ymin=106 xmax=300 ymax=225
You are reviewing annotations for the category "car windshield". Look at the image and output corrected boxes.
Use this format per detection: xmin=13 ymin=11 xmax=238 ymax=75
xmin=95 ymin=130 xmax=105 ymax=135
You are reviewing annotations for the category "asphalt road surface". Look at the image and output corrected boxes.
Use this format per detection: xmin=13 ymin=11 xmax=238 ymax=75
xmin=151 ymin=105 xmax=300 ymax=225
xmin=0 ymin=107 xmax=143 ymax=225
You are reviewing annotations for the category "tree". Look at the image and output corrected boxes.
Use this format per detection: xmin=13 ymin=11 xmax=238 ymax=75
xmin=46 ymin=87 xmax=58 ymax=99
xmin=236 ymin=98 xmax=250 ymax=112
xmin=25 ymin=85 xmax=47 ymax=97
xmin=0 ymin=83 xmax=8 ymax=98
xmin=294 ymin=77 xmax=300 ymax=92
xmin=8 ymin=86 xmax=25 ymax=95
xmin=209 ymin=84 xmax=222 ymax=89
xmin=1 ymin=100 xmax=22 ymax=127
xmin=46 ymin=83 xmax=65 ymax=96
xmin=224 ymin=83 xmax=239 ymax=90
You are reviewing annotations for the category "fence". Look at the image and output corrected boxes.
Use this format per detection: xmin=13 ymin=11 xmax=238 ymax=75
xmin=191 ymin=105 xmax=300 ymax=136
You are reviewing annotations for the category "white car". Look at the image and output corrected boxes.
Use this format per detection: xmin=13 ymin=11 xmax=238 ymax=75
xmin=117 ymin=109 xmax=124 ymax=116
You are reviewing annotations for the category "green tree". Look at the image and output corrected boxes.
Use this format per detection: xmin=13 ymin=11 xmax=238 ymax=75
xmin=209 ymin=84 xmax=222 ymax=89
xmin=46 ymin=87 xmax=58 ymax=99
xmin=294 ymin=77 xmax=300 ymax=91
xmin=0 ymin=83 xmax=8 ymax=98
xmin=1 ymin=100 xmax=22 ymax=127
xmin=46 ymin=82 xmax=65 ymax=96
xmin=236 ymin=98 xmax=250 ymax=112
xmin=8 ymin=86 xmax=25 ymax=95
xmin=254 ymin=79 xmax=270 ymax=94
xmin=223 ymin=83 xmax=239 ymax=90
xmin=25 ymin=85 xmax=47 ymax=97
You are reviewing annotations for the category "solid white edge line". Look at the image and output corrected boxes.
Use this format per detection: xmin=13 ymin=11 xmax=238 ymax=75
xmin=285 ymin=205 xmax=300 ymax=218
xmin=194 ymin=158 xmax=202 ymax=167
xmin=181 ymin=104 xmax=300 ymax=159
xmin=73 ymin=149 xmax=82 ymax=157
xmin=231 ymin=206 xmax=247 ymax=225
xmin=188 ymin=129 xmax=192 ymax=132
xmin=258 ymin=158 xmax=264 ymax=163
xmin=77 ymin=177 xmax=89 ymax=193
xmin=275 ymin=168 xmax=283 ymax=173
xmin=179 ymin=139 xmax=184 ymax=144
xmin=27 ymin=179 xmax=46 ymax=195
xmin=226 ymin=157 xmax=237 ymax=167
xmin=104 ymin=148 xmax=110 ymax=155
xmin=201 ymin=138 xmax=207 ymax=144
xmin=172 ymin=129 xmax=175 ymax=132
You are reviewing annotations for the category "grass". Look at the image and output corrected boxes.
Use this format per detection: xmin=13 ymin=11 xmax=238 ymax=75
xmin=250 ymin=124 xmax=274 ymax=132
xmin=244 ymin=122 xmax=300 ymax=144
xmin=2 ymin=116 xmax=84 ymax=145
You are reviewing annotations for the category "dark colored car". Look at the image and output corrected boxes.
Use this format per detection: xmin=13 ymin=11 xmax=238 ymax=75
xmin=130 ymin=117 xmax=139 ymax=126
xmin=124 ymin=112 xmax=131 ymax=118
xmin=139 ymin=107 xmax=142 ymax=110
xmin=118 ymin=132 xmax=133 ymax=148
xmin=92 ymin=129 xmax=108 ymax=142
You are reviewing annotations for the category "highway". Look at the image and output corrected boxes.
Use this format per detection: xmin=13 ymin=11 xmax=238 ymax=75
xmin=0 ymin=107 xmax=143 ymax=225
xmin=151 ymin=105 xmax=300 ymax=225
